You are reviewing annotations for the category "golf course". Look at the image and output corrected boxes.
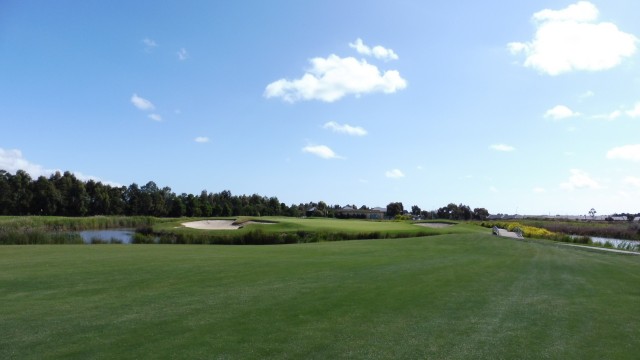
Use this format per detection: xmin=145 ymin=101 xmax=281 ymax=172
xmin=1 ymin=218 xmax=640 ymax=359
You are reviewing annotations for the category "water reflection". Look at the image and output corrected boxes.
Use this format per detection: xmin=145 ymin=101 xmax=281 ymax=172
xmin=79 ymin=229 xmax=135 ymax=244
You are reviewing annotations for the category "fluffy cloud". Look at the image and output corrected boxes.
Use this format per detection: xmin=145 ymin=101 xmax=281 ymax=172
xmin=194 ymin=137 xmax=210 ymax=143
xmin=560 ymin=169 xmax=601 ymax=190
xmin=533 ymin=187 xmax=547 ymax=193
xmin=606 ymin=144 xmax=640 ymax=162
xmin=490 ymin=144 xmax=515 ymax=152
xmin=508 ymin=1 xmax=638 ymax=75
xmin=348 ymin=38 xmax=399 ymax=61
xmin=544 ymin=105 xmax=579 ymax=120
xmin=323 ymin=121 xmax=367 ymax=136
xmin=131 ymin=94 xmax=155 ymax=111
xmin=385 ymin=169 xmax=405 ymax=179
xmin=302 ymin=145 xmax=343 ymax=159
xmin=264 ymin=54 xmax=406 ymax=103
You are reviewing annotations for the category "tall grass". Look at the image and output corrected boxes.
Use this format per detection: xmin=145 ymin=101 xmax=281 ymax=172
xmin=0 ymin=216 xmax=156 ymax=245
xmin=521 ymin=219 xmax=640 ymax=241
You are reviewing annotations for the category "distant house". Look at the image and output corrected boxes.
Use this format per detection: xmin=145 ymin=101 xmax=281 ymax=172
xmin=334 ymin=206 xmax=385 ymax=220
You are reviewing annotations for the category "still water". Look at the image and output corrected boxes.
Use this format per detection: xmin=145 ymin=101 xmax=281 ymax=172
xmin=590 ymin=236 xmax=640 ymax=248
xmin=79 ymin=229 xmax=135 ymax=244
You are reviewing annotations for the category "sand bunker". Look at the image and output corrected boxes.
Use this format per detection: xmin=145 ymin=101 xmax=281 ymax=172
xmin=182 ymin=220 xmax=240 ymax=230
xmin=181 ymin=220 xmax=275 ymax=230
xmin=414 ymin=223 xmax=454 ymax=228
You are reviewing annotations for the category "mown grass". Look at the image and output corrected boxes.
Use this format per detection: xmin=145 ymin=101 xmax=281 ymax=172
xmin=1 ymin=232 xmax=639 ymax=359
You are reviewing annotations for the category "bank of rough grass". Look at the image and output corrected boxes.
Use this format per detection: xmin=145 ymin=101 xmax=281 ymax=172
xmin=0 ymin=216 xmax=158 ymax=244
xmin=1 ymin=232 xmax=639 ymax=359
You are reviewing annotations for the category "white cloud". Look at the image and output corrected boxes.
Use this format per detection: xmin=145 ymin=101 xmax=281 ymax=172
xmin=302 ymin=145 xmax=343 ymax=159
xmin=385 ymin=169 xmax=405 ymax=179
xmin=592 ymin=110 xmax=622 ymax=121
xmin=490 ymin=186 xmax=499 ymax=193
xmin=533 ymin=187 xmax=547 ymax=193
xmin=544 ymin=105 xmax=579 ymax=120
xmin=560 ymin=169 xmax=601 ymax=190
xmin=626 ymin=103 xmax=640 ymax=118
xmin=490 ymin=144 xmax=515 ymax=152
xmin=131 ymin=94 xmax=155 ymax=111
xmin=607 ymin=144 xmax=640 ymax=162
xmin=0 ymin=148 xmax=120 ymax=186
xmin=177 ymin=48 xmax=189 ymax=60
xmin=508 ymin=1 xmax=638 ymax=75
xmin=348 ymin=38 xmax=399 ymax=61
xmin=0 ymin=148 xmax=50 ymax=178
xmin=148 ymin=114 xmax=162 ymax=122
xmin=623 ymin=176 xmax=640 ymax=188
xmin=323 ymin=121 xmax=367 ymax=136
xmin=264 ymin=54 xmax=407 ymax=103
xmin=142 ymin=38 xmax=158 ymax=51
xmin=194 ymin=137 xmax=210 ymax=143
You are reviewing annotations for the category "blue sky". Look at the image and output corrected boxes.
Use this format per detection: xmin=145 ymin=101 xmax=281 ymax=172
xmin=2 ymin=1 xmax=640 ymax=215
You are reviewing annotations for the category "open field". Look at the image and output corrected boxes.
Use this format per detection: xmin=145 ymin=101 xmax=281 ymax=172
xmin=2 ymin=229 xmax=640 ymax=359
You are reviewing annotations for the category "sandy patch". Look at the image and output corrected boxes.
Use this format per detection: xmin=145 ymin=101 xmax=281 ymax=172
xmin=181 ymin=220 xmax=276 ymax=230
xmin=415 ymin=223 xmax=454 ymax=228
xmin=182 ymin=220 xmax=240 ymax=230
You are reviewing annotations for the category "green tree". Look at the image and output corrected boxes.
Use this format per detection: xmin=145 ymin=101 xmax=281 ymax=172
xmin=386 ymin=202 xmax=404 ymax=218
xmin=0 ymin=170 xmax=13 ymax=215
xmin=11 ymin=170 xmax=33 ymax=215
xmin=411 ymin=205 xmax=421 ymax=216
xmin=473 ymin=207 xmax=490 ymax=221
xmin=31 ymin=176 xmax=60 ymax=215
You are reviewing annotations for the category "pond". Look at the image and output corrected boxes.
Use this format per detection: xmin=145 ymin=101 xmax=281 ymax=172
xmin=590 ymin=236 xmax=640 ymax=250
xmin=78 ymin=229 xmax=135 ymax=244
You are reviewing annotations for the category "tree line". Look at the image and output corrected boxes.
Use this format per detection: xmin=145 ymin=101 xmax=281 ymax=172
xmin=0 ymin=170 xmax=297 ymax=217
xmin=385 ymin=202 xmax=489 ymax=221
xmin=0 ymin=169 xmax=491 ymax=220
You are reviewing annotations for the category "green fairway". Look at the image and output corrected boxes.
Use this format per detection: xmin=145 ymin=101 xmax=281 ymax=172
xmin=2 ymin=233 xmax=640 ymax=359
